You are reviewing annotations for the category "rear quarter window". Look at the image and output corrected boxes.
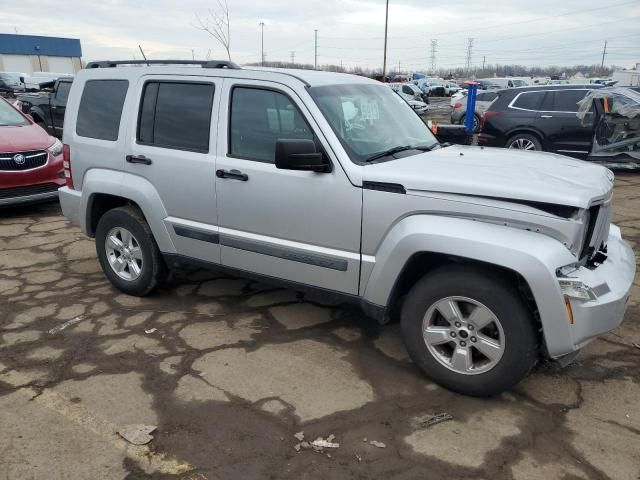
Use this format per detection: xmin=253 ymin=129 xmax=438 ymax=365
xmin=76 ymin=79 xmax=129 ymax=141
xmin=510 ymin=91 xmax=545 ymax=111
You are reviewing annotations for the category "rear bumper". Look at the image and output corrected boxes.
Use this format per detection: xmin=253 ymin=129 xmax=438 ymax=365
xmin=477 ymin=133 xmax=502 ymax=146
xmin=58 ymin=186 xmax=83 ymax=228
xmin=559 ymin=225 xmax=635 ymax=355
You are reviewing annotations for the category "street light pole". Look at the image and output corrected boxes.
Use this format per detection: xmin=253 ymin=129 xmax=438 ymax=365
xmin=314 ymin=29 xmax=318 ymax=70
xmin=259 ymin=22 xmax=265 ymax=66
xmin=382 ymin=0 xmax=389 ymax=82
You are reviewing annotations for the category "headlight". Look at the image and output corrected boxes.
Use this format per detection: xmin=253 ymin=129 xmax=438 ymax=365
xmin=48 ymin=138 xmax=63 ymax=156
xmin=558 ymin=278 xmax=597 ymax=301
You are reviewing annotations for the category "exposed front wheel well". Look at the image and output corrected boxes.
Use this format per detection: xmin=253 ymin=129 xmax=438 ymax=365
xmin=387 ymin=252 xmax=540 ymax=332
xmin=87 ymin=194 xmax=142 ymax=237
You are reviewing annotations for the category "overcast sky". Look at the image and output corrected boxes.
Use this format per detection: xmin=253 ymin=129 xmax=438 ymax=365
xmin=2 ymin=0 xmax=639 ymax=71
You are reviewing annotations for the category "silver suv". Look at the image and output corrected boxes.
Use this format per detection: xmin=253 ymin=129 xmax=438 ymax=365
xmin=59 ymin=60 xmax=635 ymax=396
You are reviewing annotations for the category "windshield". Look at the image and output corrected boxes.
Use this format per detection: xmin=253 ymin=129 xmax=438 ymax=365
xmin=309 ymin=84 xmax=438 ymax=163
xmin=0 ymin=99 xmax=29 ymax=126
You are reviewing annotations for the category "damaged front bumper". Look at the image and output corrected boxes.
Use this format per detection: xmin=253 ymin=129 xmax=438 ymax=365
xmin=557 ymin=224 xmax=636 ymax=357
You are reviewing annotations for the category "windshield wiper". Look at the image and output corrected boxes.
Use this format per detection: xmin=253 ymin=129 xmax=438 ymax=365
xmin=364 ymin=144 xmax=434 ymax=163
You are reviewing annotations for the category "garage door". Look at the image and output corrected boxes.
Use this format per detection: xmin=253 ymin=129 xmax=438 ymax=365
xmin=1 ymin=54 xmax=33 ymax=75
xmin=47 ymin=57 xmax=74 ymax=74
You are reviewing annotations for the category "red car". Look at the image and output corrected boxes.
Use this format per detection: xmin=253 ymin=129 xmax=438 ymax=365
xmin=0 ymin=96 xmax=64 ymax=206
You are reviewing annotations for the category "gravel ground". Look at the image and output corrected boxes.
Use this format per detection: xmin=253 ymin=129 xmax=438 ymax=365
xmin=0 ymin=174 xmax=639 ymax=480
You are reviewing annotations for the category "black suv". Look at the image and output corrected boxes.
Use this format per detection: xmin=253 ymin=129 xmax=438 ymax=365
xmin=478 ymin=85 xmax=600 ymax=157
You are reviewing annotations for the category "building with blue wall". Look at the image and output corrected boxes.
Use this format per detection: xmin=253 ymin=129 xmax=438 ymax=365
xmin=0 ymin=34 xmax=82 ymax=74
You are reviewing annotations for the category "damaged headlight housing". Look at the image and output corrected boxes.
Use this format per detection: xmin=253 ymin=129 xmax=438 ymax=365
xmin=558 ymin=278 xmax=597 ymax=301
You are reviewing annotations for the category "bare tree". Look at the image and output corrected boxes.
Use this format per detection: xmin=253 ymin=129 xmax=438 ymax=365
xmin=194 ymin=0 xmax=231 ymax=61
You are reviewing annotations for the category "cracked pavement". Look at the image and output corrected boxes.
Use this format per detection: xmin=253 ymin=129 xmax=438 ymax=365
xmin=1 ymin=175 xmax=639 ymax=480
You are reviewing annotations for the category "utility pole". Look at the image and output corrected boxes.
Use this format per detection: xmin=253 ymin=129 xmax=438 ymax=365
xmin=398 ymin=59 xmax=401 ymax=75
xmin=259 ymin=22 xmax=265 ymax=66
xmin=429 ymin=39 xmax=438 ymax=72
xmin=192 ymin=49 xmax=195 ymax=60
xmin=314 ymin=29 xmax=318 ymax=70
xmin=482 ymin=55 xmax=486 ymax=70
xmin=382 ymin=0 xmax=389 ymax=82
xmin=290 ymin=51 xmax=295 ymax=64
xmin=601 ymin=40 xmax=608 ymax=68
xmin=465 ymin=38 xmax=474 ymax=72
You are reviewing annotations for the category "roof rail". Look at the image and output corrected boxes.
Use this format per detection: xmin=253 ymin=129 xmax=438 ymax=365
xmin=84 ymin=60 xmax=241 ymax=69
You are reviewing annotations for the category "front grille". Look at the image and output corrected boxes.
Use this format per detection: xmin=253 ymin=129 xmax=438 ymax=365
xmin=0 ymin=150 xmax=48 ymax=171
xmin=0 ymin=183 xmax=59 ymax=199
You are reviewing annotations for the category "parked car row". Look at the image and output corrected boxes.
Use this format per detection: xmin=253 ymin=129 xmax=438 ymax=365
xmin=388 ymin=82 xmax=429 ymax=114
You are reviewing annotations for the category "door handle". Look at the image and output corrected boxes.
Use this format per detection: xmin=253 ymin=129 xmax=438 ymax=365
xmin=126 ymin=154 xmax=152 ymax=165
xmin=216 ymin=169 xmax=248 ymax=181
xmin=540 ymin=115 xmax=553 ymax=118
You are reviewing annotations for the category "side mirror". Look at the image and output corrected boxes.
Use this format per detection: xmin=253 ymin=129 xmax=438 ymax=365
xmin=275 ymin=139 xmax=330 ymax=173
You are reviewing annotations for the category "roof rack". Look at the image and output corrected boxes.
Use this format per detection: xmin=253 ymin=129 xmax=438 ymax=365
xmin=84 ymin=60 xmax=241 ymax=69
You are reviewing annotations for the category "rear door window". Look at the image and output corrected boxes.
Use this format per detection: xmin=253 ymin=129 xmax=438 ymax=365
xmin=76 ymin=80 xmax=129 ymax=141
xmin=511 ymin=91 xmax=545 ymax=111
xmin=540 ymin=89 xmax=589 ymax=112
xmin=137 ymin=81 xmax=215 ymax=152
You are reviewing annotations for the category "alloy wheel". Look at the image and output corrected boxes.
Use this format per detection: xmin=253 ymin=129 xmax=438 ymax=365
xmin=422 ymin=296 xmax=505 ymax=375
xmin=508 ymin=138 xmax=538 ymax=150
xmin=105 ymin=227 xmax=143 ymax=281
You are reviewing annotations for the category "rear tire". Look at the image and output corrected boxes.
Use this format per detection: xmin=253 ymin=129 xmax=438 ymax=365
xmin=400 ymin=265 xmax=538 ymax=396
xmin=462 ymin=114 xmax=481 ymax=133
xmin=95 ymin=206 xmax=167 ymax=296
xmin=506 ymin=133 xmax=542 ymax=151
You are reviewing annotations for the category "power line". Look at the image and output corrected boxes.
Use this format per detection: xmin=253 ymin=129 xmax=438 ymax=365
xmin=309 ymin=0 xmax=640 ymax=41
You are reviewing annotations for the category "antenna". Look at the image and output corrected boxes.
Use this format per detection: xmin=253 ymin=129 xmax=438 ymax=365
xmin=138 ymin=45 xmax=149 ymax=66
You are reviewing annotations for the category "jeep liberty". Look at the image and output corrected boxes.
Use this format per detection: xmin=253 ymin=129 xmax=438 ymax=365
xmin=58 ymin=60 xmax=636 ymax=396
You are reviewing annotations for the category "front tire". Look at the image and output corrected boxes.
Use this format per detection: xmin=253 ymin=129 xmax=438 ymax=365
xmin=401 ymin=265 xmax=538 ymax=396
xmin=95 ymin=206 xmax=167 ymax=296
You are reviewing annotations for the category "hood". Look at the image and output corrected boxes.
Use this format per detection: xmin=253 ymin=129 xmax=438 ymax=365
xmin=0 ymin=122 xmax=54 ymax=152
xmin=363 ymin=145 xmax=612 ymax=208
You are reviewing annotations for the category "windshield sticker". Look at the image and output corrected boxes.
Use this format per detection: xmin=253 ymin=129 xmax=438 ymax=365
xmin=360 ymin=101 xmax=380 ymax=121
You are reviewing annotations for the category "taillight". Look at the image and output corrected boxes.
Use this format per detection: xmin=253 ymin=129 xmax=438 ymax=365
xmin=480 ymin=111 xmax=500 ymax=131
xmin=453 ymin=102 xmax=462 ymax=109
xmin=63 ymin=144 xmax=74 ymax=189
